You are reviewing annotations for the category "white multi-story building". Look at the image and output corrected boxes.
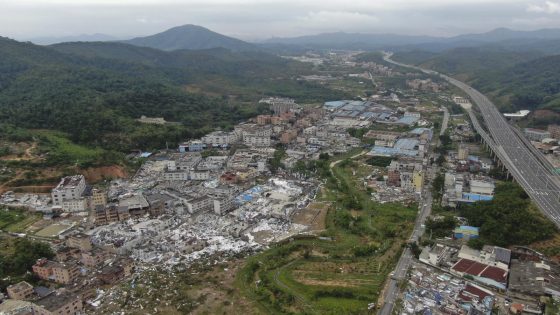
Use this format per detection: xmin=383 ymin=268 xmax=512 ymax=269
xmin=190 ymin=170 xmax=210 ymax=181
xmin=163 ymin=171 xmax=189 ymax=181
xmin=186 ymin=196 xmax=213 ymax=214
xmin=201 ymin=131 xmax=238 ymax=147
xmin=51 ymin=175 xmax=87 ymax=212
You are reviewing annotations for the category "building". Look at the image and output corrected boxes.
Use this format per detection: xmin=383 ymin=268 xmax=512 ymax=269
xmin=548 ymin=124 xmax=560 ymax=139
xmin=51 ymin=175 xmax=87 ymax=212
xmin=280 ymin=129 xmax=298 ymax=144
xmin=98 ymin=265 xmax=125 ymax=284
xmin=136 ymin=115 xmax=166 ymax=125
xmin=470 ymin=180 xmax=495 ymax=196
xmin=190 ymin=170 xmax=210 ymax=181
xmin=509 ymin=259 xmax=560 ymax=297
xmin=457 ymin=143 xmax=469 ymax=160
xmin=163 ymin=170 xmax=189 ymax=181
xmin=186 ymin=196 xmax=213 ymax=214
xmin=178 ymin=140 xmax=204 ymax=152
xmin=7 ymin=281 xmax=35 ymax=300
xmin=91 ymin=189 xmax=107 ymax=208
xmin=80 ymin=248 xmax=109 ymax=267
xmin=51 ymin=263 xmax=80 ymax=285
xmin=213 ymin=197 xmax=236 ymax=215
xmin=256 ymin=115 xmax=272 ymax=125
xmin=201 ymin=131 xmax=237 ymax=147
xmin=524 ymin=128 xmax=551 ymax=141
xmin=32 ymin=259 xmax=80 ymax=285
xmin=32 ymin=291 xmax=83 ymax=315
xmin=66 ymin=233 xmax=92 ymax=251
xmin=55 ymin=247 xmax=81 ymax=262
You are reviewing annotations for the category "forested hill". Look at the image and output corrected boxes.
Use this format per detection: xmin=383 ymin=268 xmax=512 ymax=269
xmin=123 ymin=24 xmax=257 ymax=52
xmin=0 ymin=37 xmax=349 ymax=151
xmin=392 ymin=47 xmax=560 ymax=114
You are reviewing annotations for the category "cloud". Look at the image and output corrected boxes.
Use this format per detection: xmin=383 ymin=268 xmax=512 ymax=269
xmin=296 ymin=11 xmax=379 ymax=32
xmin=527 ymin=1 xmax=560 ymax=13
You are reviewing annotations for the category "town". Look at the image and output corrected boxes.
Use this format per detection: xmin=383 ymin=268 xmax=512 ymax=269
xmin=1 ymin=50 xmax=560 ymax=315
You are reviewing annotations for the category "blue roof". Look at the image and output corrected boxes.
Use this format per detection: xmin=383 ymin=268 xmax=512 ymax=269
xmin=324 ymin=100 xmax=347 ymax=108
xmin=458 ymin=225 xmax=479 ymax=232
xmin=370 ymin=146 xmax=418 ymax=157
xmin=395 ymin=138 xmax=419 ymax=150
xmin=396 ymin=116 xmax=419 ymax=125
xmin=140 ymin=152 xmax=152 ymax=158
xmin=410 ymin=127 xmax=432 ymax=134
xmin=462 ymin=193 xmax=493 ymax=201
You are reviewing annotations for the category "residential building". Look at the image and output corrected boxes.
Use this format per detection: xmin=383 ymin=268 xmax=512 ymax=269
xmin=186 ymin=196 xmax=213 ymax=214
xmin=66 ymin=233 xmax=92 ymax=251
xmin=7 ymin=281 xmax=35 ymax=300
xmin=524 ymin=128 xmax=551 ymax=141
xmin=98 ymin=265 xmax=125 ymax=284
xmin=213 ymin=197 xmax=236 ymax=215
xmin=51 ymin=263 xmax=80 ymax=285
xmin=32 ymin=259 xmax=80 ymax=285
xmin=81 ymin=249 xmax=109 ymax=267
xmin=136 ymin=115 xmax=166 ymax=124
xmin=548 ymin=124 xmax=560 ymax=139
xmin=32 ymin=291 xmax=83 ymax=315
xmin=457 ymin=144 xmax=469 ymax=160
xmin=201 ymin=131 xmax=238 ymax=147
xmin=91 ymin=188 xmax=107 ymax=208
xmin=190 ymin=170 xmax=210 ymax=181
xmin=163 ymin=170 xmax=189 ymax=181
xmin=51 ymin=175 xmax=87 ymax=212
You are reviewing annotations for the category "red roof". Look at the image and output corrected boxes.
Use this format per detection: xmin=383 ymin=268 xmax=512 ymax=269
xmin=462 ymin=284 xmax=493 ymax=301
xmin=480 ymin=265 xmax=508 ymax=283
xmin=452 ymin=259 xmax=508 ymax=284
xmin=452 ymin=258 xmax=475 ymax=272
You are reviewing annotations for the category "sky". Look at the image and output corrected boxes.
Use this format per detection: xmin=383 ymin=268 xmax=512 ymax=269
xmin=2 ymin=0 xmax=560 ymax=41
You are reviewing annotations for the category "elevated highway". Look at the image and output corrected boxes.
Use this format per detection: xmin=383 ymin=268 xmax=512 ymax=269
xmin=383 ymin=52 xmax=560 ymax=226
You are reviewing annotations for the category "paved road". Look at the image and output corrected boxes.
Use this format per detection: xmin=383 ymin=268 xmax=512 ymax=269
xmin=379 ymin=188 xmax=434 ymax=315
xmin=384 ymin=53 xmax=560 ymax=227
xmin=440 ymin=106 xmax=449 ymax=137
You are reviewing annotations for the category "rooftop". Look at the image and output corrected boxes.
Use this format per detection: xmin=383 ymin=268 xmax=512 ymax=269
xmin=35 ymin=291 xmax=80 ymax=311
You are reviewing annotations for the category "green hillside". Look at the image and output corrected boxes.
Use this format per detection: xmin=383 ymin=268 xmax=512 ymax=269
xmin=123 ymin=24 xmax=257 ymax=52
xmin=0 ymin=37 xmax=348 ymax=152
xmin=393 ymin=47 xmax=560 ymax=114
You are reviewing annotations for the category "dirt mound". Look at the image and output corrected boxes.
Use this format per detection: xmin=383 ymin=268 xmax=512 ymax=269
xmin=80 ymin=165 xmax=128 ymax=183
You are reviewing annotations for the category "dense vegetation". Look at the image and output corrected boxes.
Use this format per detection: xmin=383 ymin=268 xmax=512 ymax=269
xmin=0 ymin=37 xmax=349 ymax=156
xmin=459 ymin=182 xmax=557 ymax=247
xmin=0 ymin=235 xmax=54 ymax=291
xmin=392 ymin=47 xmax=560 ymax=115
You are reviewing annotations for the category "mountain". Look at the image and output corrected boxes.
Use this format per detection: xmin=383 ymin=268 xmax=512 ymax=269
xmin=27 ymin=33 xmax=120 ymax=45
xmin=263 ymin=27 xmax=560 ymax=54
xmin=0 ymin=37 xmax=348 ymax=152
xmin=391 ymin=46 xmax=560 ymax=117
xmin=123 ymin=24 xmax=257 ymax=52
xmin=451 ymin=27 xmax=560 ymax=43
xmin=263 ymin=32 xmax=440 ymax=50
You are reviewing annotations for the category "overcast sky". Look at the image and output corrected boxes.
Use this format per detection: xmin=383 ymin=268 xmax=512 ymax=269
xmin=2 ymin=0 xmax=560 ymax=41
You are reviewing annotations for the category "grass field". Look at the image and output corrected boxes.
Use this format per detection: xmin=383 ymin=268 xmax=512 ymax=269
xmin=0 ymin=208 xmax=42 ymax=233
xmin=35 ymin=223 xmax=73 ymax=238
xmin=236 ymin=156 xmax=417 ymax=314
xmin=36 ymin=130 xmax=106 ymax=166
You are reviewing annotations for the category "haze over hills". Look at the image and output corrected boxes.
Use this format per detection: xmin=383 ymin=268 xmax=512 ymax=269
xmin=263 ymin=27 xmax=560 ymax=53
xmin=124 ymin=24 xmax=258 ymax=52
xmin=26 ymin=33 xmax=120 ymax=45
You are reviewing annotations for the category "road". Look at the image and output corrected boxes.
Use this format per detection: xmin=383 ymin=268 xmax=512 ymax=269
xmin=379 ymin=187 xmax=434 ymax=315
xmin=384 ymin=52 xmax=560 ymax=227
xmin=440 ymin=106 xmax=449 ymax=136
